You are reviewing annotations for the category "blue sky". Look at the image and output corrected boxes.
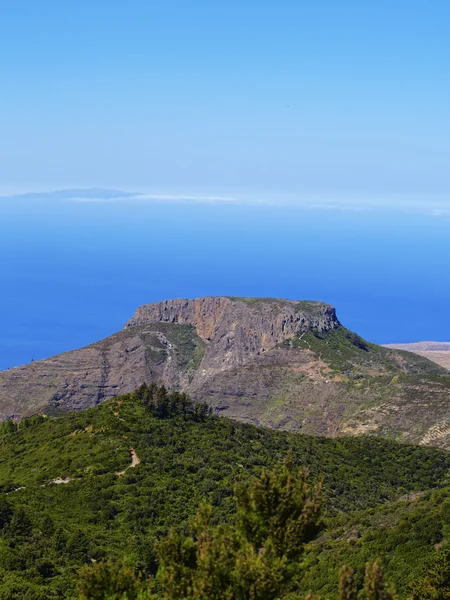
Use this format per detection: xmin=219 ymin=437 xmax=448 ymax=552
xmin=1 ymin=1 xmax=449 ymax=203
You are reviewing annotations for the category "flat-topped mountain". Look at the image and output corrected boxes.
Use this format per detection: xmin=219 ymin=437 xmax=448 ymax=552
xmin=0 ymin=297 xmax=337 ymax=416
xmin=1 ymin=296 xmax=450 ymax=448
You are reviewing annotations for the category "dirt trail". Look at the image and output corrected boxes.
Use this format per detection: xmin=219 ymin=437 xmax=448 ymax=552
xmin=116 ymin=448 xmax=141 ymax=476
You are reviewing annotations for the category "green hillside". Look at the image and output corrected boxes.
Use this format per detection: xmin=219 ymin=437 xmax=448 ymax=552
xmin=288 ymin=327 xmax=448 ymax=376
xmin=302 ymin=485 xmax=450 ymax=598
xmin=1 ymin=387 xmax=450 ymax=598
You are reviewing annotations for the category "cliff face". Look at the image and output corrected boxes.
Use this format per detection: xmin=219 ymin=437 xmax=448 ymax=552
xmin=125 ymin=297 xmax=339 ymax=380
xmin=126 ymin=297 xmax=339 ymax=339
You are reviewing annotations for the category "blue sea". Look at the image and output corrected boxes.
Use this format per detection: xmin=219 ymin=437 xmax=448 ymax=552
xmin=1 ymin=192 xmax=449 ymax=371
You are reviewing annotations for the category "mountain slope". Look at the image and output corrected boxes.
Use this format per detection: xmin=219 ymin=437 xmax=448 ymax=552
xmin=1 ymin=296 xmax=450 ymax=448
xmin=0 ymin=322 xmax=205 ymax=419
xmin=1 ymin=390 xmax=450 ymax=598
xmin=0 ymin=297 xmax=338 ymax=419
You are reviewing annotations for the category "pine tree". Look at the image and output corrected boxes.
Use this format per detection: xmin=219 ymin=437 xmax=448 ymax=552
xmin=235 ymin=456 xmax=322 ymax=559
xmin=365 ymin=561 xmax=394 ymax=600
xmin=339 ymin=565 xmax=357 ymax=600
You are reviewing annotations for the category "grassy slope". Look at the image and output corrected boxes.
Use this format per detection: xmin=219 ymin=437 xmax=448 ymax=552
xmin=288 ymin=327 xmax=448 ymax=376
xmin=1 ymin=393 xmax=450 ymax=597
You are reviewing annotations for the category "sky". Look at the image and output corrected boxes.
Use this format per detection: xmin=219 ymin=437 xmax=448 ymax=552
xmin=1 ymin=1 xmax=449 ymax=202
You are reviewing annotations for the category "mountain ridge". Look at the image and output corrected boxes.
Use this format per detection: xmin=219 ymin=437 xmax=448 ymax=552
xmin=0 ymin=187 xmax=142 ymax=201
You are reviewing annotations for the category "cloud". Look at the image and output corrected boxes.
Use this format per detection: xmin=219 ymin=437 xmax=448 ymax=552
xmin=68 ymin=193 xmax=239 ymax=204
xmin=428 ymin=208 xmax=450 ymax=217
xmin=307 ymin=203 xmax=371 ymax=212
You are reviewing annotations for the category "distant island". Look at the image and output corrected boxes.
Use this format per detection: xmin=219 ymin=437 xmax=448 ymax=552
xmin=0 ymin=187 xmax=144 ymax=202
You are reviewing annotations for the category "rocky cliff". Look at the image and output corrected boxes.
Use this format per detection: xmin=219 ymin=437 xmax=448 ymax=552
xmin=126 ymin=297 xmax=339 ymax=339
xmin=125 ymin=297 xmax=339 ymax=381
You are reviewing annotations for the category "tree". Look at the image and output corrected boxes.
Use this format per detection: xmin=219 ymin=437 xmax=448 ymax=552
xmin=0 ymin=497 xmax=13 ymax=530
xmin=339 ymin=566 xmax=357 ymax=600
xmin=6 ymin=507 xmax=32 ymax=542
xmin=0 ymin=419 xmax=18 ymax=434
xmin=364 ymin=561 xmax=394 ymax=600
xmin=235 ymin=456 xmax=322 ymax=559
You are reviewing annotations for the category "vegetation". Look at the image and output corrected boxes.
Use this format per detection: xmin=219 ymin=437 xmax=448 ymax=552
xmin=300 ymin=484 xmax=450 ymax=598
xmin=77 ymin=461 xmax=396 ymax=600
xmin=136 ymin=383 xmax=210 ymax=420
xmin=155 ymin=459 xmax=321 ymax=599
xmin=77 ymin=461 xmax=447 ymax=600
xmin=226 ymin=297 xmax=291 ymax=305
xmin=1 ymin=386 xmax=450 ymax=597
xmin=225 ymin=297 xmax=332 ymax=318
xmin=284 ymin=327 xmax=448 ymax=376
xmin=0 ymin=413 xmax=47 ymax=435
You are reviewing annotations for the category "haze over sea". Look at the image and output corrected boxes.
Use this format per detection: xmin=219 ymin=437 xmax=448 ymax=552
xmin=1 ymin=189 xmax=449 ymax=371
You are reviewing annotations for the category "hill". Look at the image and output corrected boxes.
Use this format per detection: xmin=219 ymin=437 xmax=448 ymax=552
xmin=1 ymin=388 xmax=450 ymax=598
xmin=2 ymin=297 xmax=450 ymax=448
xmin=385 ymin=342 xmax=450 ymax=370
